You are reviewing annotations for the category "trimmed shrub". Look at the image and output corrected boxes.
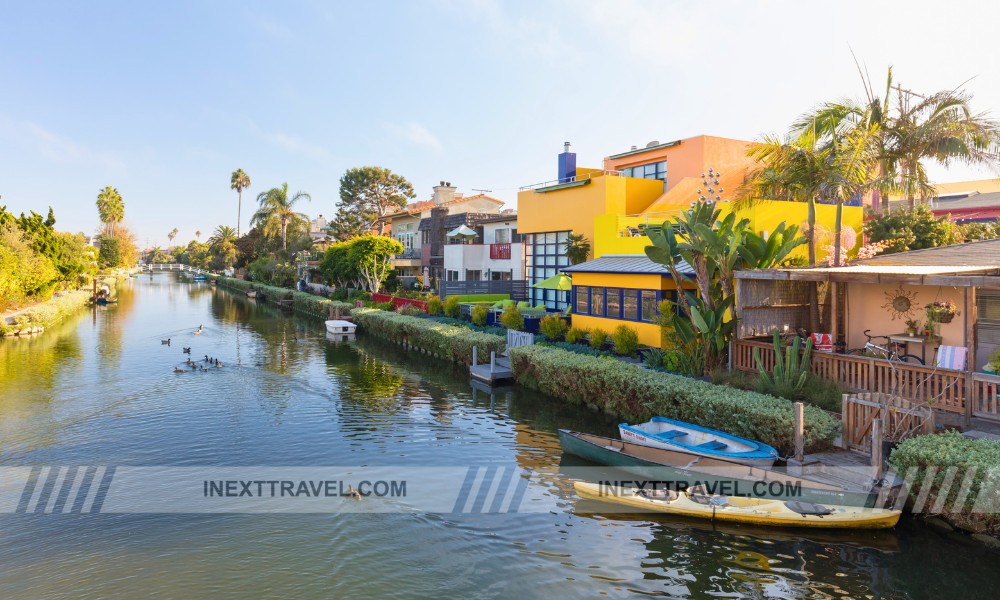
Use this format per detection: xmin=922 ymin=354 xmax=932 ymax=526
xmin=471 ymin=304 xmax=489 ymax=326
xmin=539 ymin=314 xmax=568 ymax=340
xmin=443 ymin=296 xmax=461 ymax=319
xmin=589 ymin=328 xmax=608 ymax=350
xmin=500 ymin=304 xmax=524 ymax=330
xmin=425 ymin=316 xmax=505 ymax=336
xmin=507 ymin=345 xmax=839 ymax=454
xmin=352 ymin=308 xmax=505 ymax=365
xmin=396 ymin=304 xmax=424 ymax=317
xmin=216 ymin=276 xmax=354 ymax=318
xmin=890 ymin=432 xmax=1000 ymax=535
xmin=612 ymin=324 xmax=639 ymax=357
xmin=0 ymin=289 xmax=92 ymax=336
xmin=537 ymin=340 xmax=606 ymax=358
xmin=427 ymin=296 xmax=443 ymax=316
xmin=565 ymin=326 xmax=587 ymax=345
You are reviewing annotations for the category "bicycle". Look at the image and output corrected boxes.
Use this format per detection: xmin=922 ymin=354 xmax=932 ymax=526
xmin=847 ymin=330 xmax=925 ymax=365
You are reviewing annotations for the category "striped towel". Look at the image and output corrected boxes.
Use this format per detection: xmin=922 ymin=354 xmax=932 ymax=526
xmin=936 ymin=345 xmax=967 ymax=370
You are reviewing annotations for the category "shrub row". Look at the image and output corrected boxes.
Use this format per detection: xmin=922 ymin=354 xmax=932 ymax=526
xmin=890 ymin=432 xmax=1000 ymax=534
xmin=216 ymin=277 xmax=354 ymax=318
xmin=352 ymin=308 xmax=506 ymax=365
xmin=507 ymin=345 xmax=840 ymax=454
xmin=0 ymin=289 xmax=93 ymax=336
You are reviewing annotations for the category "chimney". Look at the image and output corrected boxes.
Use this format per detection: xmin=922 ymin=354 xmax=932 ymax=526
xmin=433 ymin=181 xmax=457 ymax=205
xmin=557 ymin=141 xmax=576 ymax=183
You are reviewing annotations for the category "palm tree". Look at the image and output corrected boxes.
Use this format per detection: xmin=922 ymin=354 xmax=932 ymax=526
xmin=168 ymin=228 xmax=179 ymax=246
xmin=208 ymin=225 xmax=239 ymax=268
xmin=563 ymin=233 xmax=591 ymax=265
xmin=96 ymin=186 xmax=124 ymax=236
xmin=795 ymin=67 xmax=1000 ymax=213
xmin=231 ymin=169 xmax=251 ymax=237
xmin=195 ymin=230 xmax=202 ymax=242
xmin=251 ymin=183 xmax=311 ymax=251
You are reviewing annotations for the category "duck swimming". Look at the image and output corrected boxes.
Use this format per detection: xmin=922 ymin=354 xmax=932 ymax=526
xmin=161 ymin=338 xmax=171 ymax=345
xmin=174 ymin=367 xmax=186 ymax=373
xmin=182 ymin=347 xmax=191 ymax=354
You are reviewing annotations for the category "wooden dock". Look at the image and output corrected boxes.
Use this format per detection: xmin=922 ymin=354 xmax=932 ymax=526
xmin=469 ymin=346 xmax=514 ymax=384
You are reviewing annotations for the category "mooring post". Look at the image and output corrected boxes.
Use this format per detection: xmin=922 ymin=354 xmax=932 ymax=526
xmin=793 ymin=401 xmax=805 ymax=463
xmin=872 ymin=417 xmax=884 ymax=481
xmin=490 ymin=351 xmax=496 ymax=374
xmin=472 ymin=346 xmax=478 ymax=366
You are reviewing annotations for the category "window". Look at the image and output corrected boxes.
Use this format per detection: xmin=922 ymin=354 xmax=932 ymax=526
xmin=591 ymin=287 xmax=605 ymax=316
xmin=622 ymin=161 xmax=667 ymax=190
xmin=641 ymin=290 xmax=659 ymax=322
xmin=606 ymin=288 xmax=621 ymax=319
xmin=494 ymin=228 xmax=510 ymax=243
xmin=490 ymin=270 xmax=511 ymax=281
xmin=575 ymin=286 xmax=589 ymax=314
xmin=526 ymin=230 xmax=571 ymax=309
xmin=466 ymin=269 xmax=482 ymax=281
xmin=447 ymin=270 xmax=460 ymax=281
xmin=623 ymin=290 xmax=638 ymax=320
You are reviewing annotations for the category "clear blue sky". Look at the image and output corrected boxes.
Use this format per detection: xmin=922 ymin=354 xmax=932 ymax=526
xmin=2 ymin=0 xmax=999 ymax=247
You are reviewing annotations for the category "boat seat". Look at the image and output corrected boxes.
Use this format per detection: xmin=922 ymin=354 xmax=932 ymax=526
xmin=696 ymin=441 xmax=728 ymax=451
xmin=652 ymin=430 xmax=687 ymax=440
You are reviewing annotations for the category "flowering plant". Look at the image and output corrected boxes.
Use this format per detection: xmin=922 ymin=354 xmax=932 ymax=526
xmin=925 ymin=301 xmax=957 ymax=323
xmin=823 ymin=240 xmax=890 ymax=266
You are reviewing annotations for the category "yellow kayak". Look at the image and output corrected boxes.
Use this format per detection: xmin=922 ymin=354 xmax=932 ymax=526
xmin=573 ymin=482 xmax=901 ymax=530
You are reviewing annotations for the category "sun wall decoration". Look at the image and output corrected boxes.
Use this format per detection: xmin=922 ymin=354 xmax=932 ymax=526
xmin=881 ymin=285 xmax=919 ymax=321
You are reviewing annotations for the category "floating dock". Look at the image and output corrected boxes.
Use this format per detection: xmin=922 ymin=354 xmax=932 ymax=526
xmin=469 ymin=346 xmax=513 ymax=385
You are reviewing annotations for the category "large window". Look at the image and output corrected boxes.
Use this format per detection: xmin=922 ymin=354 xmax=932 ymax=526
xmin=575 ymin=286 xmax=589 ymax=314
xmin=606 ymin=288 xmax=621 ymax=319
xmin=641 ymin=291 xmax=659 ymax=323
xmin=623 ymin=290 xmax=638 ymax=320
xmin=621 ymin=161 xmax=667 ymax=190
xmin=494 ymin=228 xmax=510 ymax=243
xmin=590 ymin=287 xmax=605 ymax=316
xmin=525 ymin=231 xmax=571 ymax=309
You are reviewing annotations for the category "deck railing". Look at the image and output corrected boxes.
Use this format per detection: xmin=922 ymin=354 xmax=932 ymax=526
xmin=732 ymin=338 xmax=999 ymax=419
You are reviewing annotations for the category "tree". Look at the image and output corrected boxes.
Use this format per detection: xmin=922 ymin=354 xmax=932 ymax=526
xmin=168 ymin=228 xmax=178 ymax=246
xmin=645 ymin=201 xmax=805 ymax=375
xmin=195 ymin=230 xmax=202 ymax=241
xmin=318 ymin=241 xmax=360 ymax=288
xmin=563 ymin=233 xmax=591 ymax=265
xmin=251 ymin=183 xmax=311 ymax=251
xmin=231 ymin=168 xmax=251 ymax=237
xmin=208 ymin=225 xmax=239 ymax=269
xmin=337 ymin=166 xmax=416 ymax=236
xmin=796 ymin=66 xmax=1000 ymax=213
xmin=98 ymin=237 xmax=122 ymax=268
xmin=96 ymin=186 xmax=124 ymax=235
xmin=348 ymin=235 xmax=404 ymax=293
xmin=864 ymin=204 xmax=960 ymax=254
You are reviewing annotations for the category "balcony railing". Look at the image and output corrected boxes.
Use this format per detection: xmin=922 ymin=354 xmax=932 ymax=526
xmin=490 ymin=243 xmax=512 ymax=260
xmin=395 ymin=249 xmax=421 ymax=260
xmin=519 ymin=170 xmax=622 ymax=192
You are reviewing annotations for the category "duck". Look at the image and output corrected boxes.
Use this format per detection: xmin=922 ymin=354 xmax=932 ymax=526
xmin=346 ymin=485 xmax=362 ymax=500
xmin=215 ymin=359 xmax=223 ymax=368
xmin=182 ymin=347 xmax=191 ymax=354
xmin=174 ymin=367 xmax=186 ymax=373
xmin=161 ymin=338 xmax=171 ymax=345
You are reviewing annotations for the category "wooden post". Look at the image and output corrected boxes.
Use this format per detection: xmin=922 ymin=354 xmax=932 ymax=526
xmin=840 ymin=394 xmax=850 ymax=450
xmin=793 ymin=401 xmax=805 ymax=463
xmin=490 ymin=351 xmax=496 ymax=374
xmin=829 ymin=281 xmax=839 ymax=342
xmin=871 ymin=417 xmax=883 ymax=481
xmin=964 ymin=286 xmax=976 ymax=426
xmin=472 ymin=346 xmax=478 ymax=367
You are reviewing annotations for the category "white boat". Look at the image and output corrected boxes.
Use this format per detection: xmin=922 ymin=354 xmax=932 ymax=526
xmin=325 ymin=319 xmax=357 ymax=335
xmin=619 ymin=416 xmax=779 ymax=468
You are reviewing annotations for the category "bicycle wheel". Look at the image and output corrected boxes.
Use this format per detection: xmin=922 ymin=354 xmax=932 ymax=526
xmin=896 ymin=354 xmax=925 ymax=365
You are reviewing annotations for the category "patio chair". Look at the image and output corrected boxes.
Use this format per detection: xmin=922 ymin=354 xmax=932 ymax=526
xmin=935 ymin=345 xmax=968 ymax=371
xmin=810 ymin=333 xmax=833 ymax=352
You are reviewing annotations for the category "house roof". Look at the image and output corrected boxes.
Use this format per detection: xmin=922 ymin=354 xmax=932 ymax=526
xmin=854 ymin=237 xmax=1000 ymax=268
xmin=562 ymin=254 xmax=694 ymax=276
xmin=384 ymin=194 xmax=504 ymax=219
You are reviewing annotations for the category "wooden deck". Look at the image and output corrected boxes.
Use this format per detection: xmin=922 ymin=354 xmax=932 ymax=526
xmin=469 ymin=356 xmax=513 ymax=384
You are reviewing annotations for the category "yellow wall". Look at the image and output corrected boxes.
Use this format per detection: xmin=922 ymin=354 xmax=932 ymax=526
xmin=570 ymin=272 xmax=681 ymax=347
xmin=594 ymin=200 xmax=865 ymax=262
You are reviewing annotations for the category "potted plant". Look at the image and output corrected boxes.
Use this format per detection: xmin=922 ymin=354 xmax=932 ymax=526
xmin=905 ymin=319 xmax=919 ymax=336
xmin=926 ymin=300 xmax=958 ymax=324
xmin=985 ymin=349 xmax=1000 ymax=374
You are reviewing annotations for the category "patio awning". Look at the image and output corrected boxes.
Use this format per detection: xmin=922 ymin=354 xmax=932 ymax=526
xmin=736 ymin=264 xmax=1000 ymax=285
xmin=447 ymin=225 xmax=477 ymax=238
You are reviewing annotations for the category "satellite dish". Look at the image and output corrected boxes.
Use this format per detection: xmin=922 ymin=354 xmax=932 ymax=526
xmin=646 ymin=140 xmax=660 ymax=148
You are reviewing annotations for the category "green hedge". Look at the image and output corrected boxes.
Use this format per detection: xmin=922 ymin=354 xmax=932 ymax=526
xmin=445 ymin=294 xmax=509 ymax=303
xmin=216 ymin=277 xmax=354 ymax=319
xmin=353 ymin=308 xmax=506 ymax=364
xmin=1 ymin=290 xmax=92 ymax=336
xmin=507 ymin=345 xmax=839 ymax=454
xmin=890 ymin=432 xmax=1000 ymax=534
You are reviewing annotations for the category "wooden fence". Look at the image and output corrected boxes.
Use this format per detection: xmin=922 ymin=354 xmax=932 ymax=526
xmin=840 ymin=392 xmax=935 ymax=452
xmin=506 ymin=329 xmax=534 ymax=350
xmin=733 ymin=338 xmax=1000 ymax=421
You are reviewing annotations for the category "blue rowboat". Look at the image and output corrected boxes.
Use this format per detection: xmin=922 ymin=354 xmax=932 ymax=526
xmin=619 ymin=416 xmax=779 ymax=468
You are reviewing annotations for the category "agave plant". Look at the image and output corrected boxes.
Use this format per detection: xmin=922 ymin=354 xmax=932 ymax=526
xmin=754 ymin=331 xmax=813 ymax=394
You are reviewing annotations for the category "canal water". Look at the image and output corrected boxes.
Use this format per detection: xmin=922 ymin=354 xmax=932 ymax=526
xmin=1 ymin=274 xmax=997 ymax=599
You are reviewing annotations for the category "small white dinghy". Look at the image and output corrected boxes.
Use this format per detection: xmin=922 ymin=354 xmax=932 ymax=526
xmin=619 ymin=416 xmax=779 ymax=468
xmin=325 ymin=320 xmax=356 ymax=335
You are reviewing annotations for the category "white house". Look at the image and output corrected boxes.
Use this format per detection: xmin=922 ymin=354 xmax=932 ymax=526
xmin=443 ymin=211 xmax=523 ymax=281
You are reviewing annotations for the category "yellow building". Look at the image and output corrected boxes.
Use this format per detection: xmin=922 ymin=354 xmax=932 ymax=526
xmin=516 ymin=137 xmax=864 ymax=348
